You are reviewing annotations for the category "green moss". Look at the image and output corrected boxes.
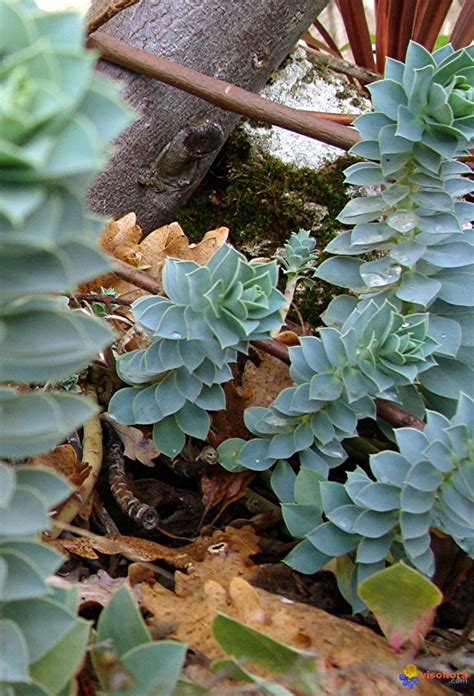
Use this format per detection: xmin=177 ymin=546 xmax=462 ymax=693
xmin=176 ymin=128 xmax=356 ymax=326
xmin=178 ymin=129 xmax=354 ymax=248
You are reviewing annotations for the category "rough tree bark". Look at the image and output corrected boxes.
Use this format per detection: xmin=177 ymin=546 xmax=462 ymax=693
xmin=87 ymin=0 xmax=329 ymax=234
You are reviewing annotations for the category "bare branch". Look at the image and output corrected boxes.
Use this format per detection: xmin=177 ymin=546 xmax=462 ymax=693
xmin=374 ymin=398 xmax=425 ymax=431
xmin=87 ymin=32 xmax=360 ymax=151
xmin=71 ymin=292 xmax=132 ymax=306
xmin=113 ymin=259 xmax=162 ymax=295
xmin=252 ymin=339 xmax=426 ymax=431
xmin=86 ymin=0 xmax=139 ymax=35
xmin=306 ymin=49 xmax=381 ymax=85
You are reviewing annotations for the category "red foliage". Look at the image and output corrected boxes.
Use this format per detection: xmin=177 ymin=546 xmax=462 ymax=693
xmin=310 ymin=0 xmax=474 ymax=76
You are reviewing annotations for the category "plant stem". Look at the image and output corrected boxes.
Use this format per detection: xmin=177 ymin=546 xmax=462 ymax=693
xmin=375 ymin=398 xmax=425 ymax=431
xmin=272 ymin=273 xmax=299 ymax=338
xmin=253 ymin=338 xmax=291 ymax=364
xmin=50 ymin=385 xmax=103 ymax=538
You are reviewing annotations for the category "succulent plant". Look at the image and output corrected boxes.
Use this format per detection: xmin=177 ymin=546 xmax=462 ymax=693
xmin=280 ymin=394 xmax=474 ymax=612
xmin=93 ymin=586 xmax=186 ymax=695
xmin=218 ymin=299 xmax=437 ymax=476
xmin=273 ymin=228 xmax=319 ymax=333
xmin=109 ymin=244 xmax=285 ymax=455
xmin=0 ymin=0 xmax=133 ymax=458
xmin=275 ymin=228 xmax=318 ymax=280
xmin=0 ymin=462 xmax=90 ymax=694
xmin=314 ymin=41 xmax=474 ymax=414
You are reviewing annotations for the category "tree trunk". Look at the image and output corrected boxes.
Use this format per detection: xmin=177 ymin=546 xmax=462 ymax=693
xmin=87 ymin=0 xmax=329 ymax=234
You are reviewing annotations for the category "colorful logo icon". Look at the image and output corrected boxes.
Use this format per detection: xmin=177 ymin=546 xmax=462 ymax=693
xmin=399 ymin=664 xmax=420 ymax=689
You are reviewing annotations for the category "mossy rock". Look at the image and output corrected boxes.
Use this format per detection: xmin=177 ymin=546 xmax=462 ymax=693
xmin=177 ymin=127 xmax=356 ymax=325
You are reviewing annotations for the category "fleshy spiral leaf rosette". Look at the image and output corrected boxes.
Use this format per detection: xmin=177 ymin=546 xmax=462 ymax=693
xmin=282 ymin=394 xmax=474 ymax=612
xmin=0 ymin=462 xmax=90 ymax=693
xmin=0 ymin=0 xmax=133 ymax=288
xmin=109 ymin=245 xmax=285 ymax=456
xmin=314 ymin=42 xmax=474 ymax=414
xmin=0 ymin=0 xmax=134 ymax=458
xmin=217 ymin=299 xmax=437 ymax=476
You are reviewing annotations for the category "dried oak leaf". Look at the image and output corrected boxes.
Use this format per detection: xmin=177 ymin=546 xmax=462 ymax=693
xmin=242 ymin=351 xmax=293 ymax=408
xmin=80 ymin=214 xmax=228 ymax=301
xmin=166 ymin=525 xmax=261 ymax=595
xmin=28 ymin=444 xmax=94 ymax=519
xmin=140 ymin=559 xmax=447 ymax=694
xmin=139 ymin=222 xmax=229 ymax=268
xmin=79 ymin=212 xmax=143 ymax=296
xmin=101 ymin=212 xmax=143 ymax=266
xmin=51 ymin=533 xmax=212 ymax=570
xmin=103 ymin=417 xmax=161 ymax=467
xmin=136 ymin=525 xmax=446 ymax=695
xmin=208 ymin=381 xmax=252 ymax=447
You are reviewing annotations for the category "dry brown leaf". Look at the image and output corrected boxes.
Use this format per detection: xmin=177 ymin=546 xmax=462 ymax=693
xmin=242 ymin=351 xmax=293 ymax=408
xmin=79 ymin=213 xmax=143 ymax=297
xmin=28 ymin=445 xmax=94 ymax=521
xmin=27 ymin=443 xmax=78 ymax=479
xmin=134 ymin=221 xmax=228 ymax=283
xmin=50 ymin=536 xmax=100 ymax=560
xmin=76 ymin=570 xmax=137 ymax=610
xmin=138 ymin=526 xmax=449 ymax=695
xmin=172 ymin=526 xmax=261 ymax=594
xmin=51 ymin=533 xmax=212 ymax=569
xmin=129 ymin=221 xmax=184 ymax=277
xmin=201 ymin=469 xmax=254 ymax=523
xmin=156 ymin=225 xmax=229 ymax=265
xmin=104 ymin=418 xmax=161 ymax=467
xmin=80 ymin=215 xmax=228 ymax=301
xmin=208 ymin=381 xmax=252 ymax=447
xmin=101 ymin=212 xmax=143 ymax=266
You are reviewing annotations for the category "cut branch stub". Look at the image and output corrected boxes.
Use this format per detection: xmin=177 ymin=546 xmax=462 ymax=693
xmin=86 ymin=0 xmax=331 ymax=232
xmin=138 ymin=121 xmax=225 ymax=194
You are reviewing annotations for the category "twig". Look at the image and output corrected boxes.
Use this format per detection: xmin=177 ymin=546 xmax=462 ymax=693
xmin=252 ymin=339 xmax=426 ymax=431
xmin=86 ymin=0 xmax=140 ymax=35
xmin=450 ymin=611 xmax=474 ymax=650
xmin=252 ymin=339 xmax=291 ymax=364
xmin=51 ymin=385 xmax=103 ymax=538
xmin=87 ymin=32 xmax=360 ymax=151
xmin=71 ymin=292 xmax=132 ymax=306
xmin=306 ymin=48 xmax=382 ymax=85
xmin=113 ymin=258 xmax=162 ymax=295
